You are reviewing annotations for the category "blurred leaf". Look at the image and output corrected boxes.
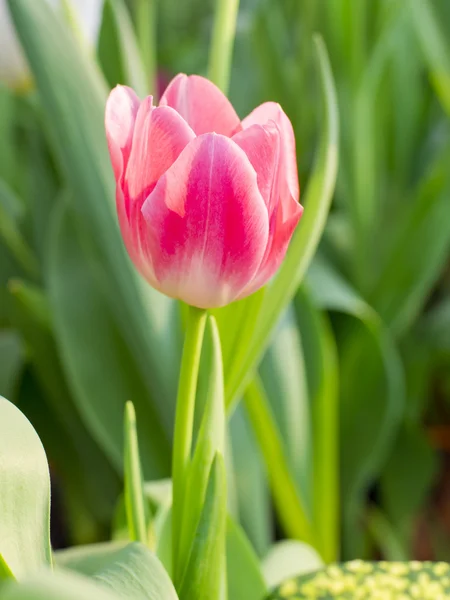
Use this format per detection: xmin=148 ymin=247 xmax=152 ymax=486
xmin=308 ymin=257 xmax=405 ymax=558
xmin=105 ymin=0 xmax=148 ymax=96
xmin=0 ymin=397 xmax=51 ymax=577
xmin=1 ymin=570 xmax=121 ymax=600
xmin=262 ymin=541 xmax=323 ymax=590
xmin=380 ymin=424 xmax=438 ymax=538
xmin=224 ymin=35 xmax=339 ymax=411
xmin=230 ymin=405 xmax=272 ymax=557
xmin=0 ymin=330 xmax=23 ymax=398
xmin=57 ymin=542 xmax=178 ymax=600
xmin=259 ymin=307 xmax=312 ymax=510
xmin=8 ymin=278 xmax=120 ymax=528
xmin=226 ymin=518 xmax=267 ymax=600
xmin=366 ymin=507 xmax=408 ymax=561
xmin=179 ymin=453 xmax=227 ymax=600
xmin=370 ymin=157 xmax=450 ymax=336
xmin=294 ymin=289 xmax=339 ymax=563
xmin=8 ymin=0 xmax=179 ymax=433
xmin=0 ymin=179 xmax=38 ymax=278
xmin=47 ymin=202 xmax=170 ymax=477
xmin=412 ymin=0 xmax=450 ymax=116
xmin=0 ymin=553 xmax=15 ymax=581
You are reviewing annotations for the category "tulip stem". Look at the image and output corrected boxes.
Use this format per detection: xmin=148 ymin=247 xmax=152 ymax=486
xmin=208 ymin=0 xmax=240 ymax=94
xmin=172 ymin=305 xmax=207 ymax=577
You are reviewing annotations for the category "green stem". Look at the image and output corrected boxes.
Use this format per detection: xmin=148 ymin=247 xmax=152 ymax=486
xmin=172 ymin=306 xmax=207 ymax=575
xmin=136 ymin=0 xmax=158 ymax=99
xmin=124 ymin=401 xmax=148 ymax=544
xmin=208 ymin=0 xmax=240 ymax=93
xmin=244 ymin=376 xmax=316 ymax=548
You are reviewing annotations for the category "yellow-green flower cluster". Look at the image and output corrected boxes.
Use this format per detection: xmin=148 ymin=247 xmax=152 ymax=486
xmin=267 ymin=560 xmax=450 ymax=599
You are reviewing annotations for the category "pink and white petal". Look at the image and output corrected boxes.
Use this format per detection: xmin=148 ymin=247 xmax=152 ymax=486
xmin=141 ymin=134 xmax=269 ymax=308
xmin=125 ymin=102 xmax=195 ymax=211
xmin=105 ymin=85 xmax=140 ymax=181
xmin=232 ymin=122 xmax=280 ymax=215
xmin=237 ymin=202 xmax=303 ymax=299
xmin=116 ymin=185 xmax=160 ymax=290
xmin=159 ymin=74 xmax=242 ymax=137
xmin=242 ymin=101 xmax=299 ymax=210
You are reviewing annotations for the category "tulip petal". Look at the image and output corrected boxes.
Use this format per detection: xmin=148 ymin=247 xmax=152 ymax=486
xmin=232 ymin=122 xmax=280 ymax=214
xmin=238 ymin=202 xmax=303 ymax=299
xmin=160 ymin=74 xmax=242 ymax=137
xmin=105 ymin=85 xmax=140 ymax=181
xmin=125 ymin=100 xmax=196 ymax=206
xmin=242 ymin=101 xmax=299 ymax=214
xmin=141 ymin=134 xmax=269 ymax=308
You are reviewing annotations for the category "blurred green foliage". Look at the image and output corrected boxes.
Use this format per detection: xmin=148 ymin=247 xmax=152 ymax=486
xmin=1 ymin=0 xmax=450 ymax=566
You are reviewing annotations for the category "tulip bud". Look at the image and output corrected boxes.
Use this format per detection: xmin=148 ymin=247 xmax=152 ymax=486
xmin=105 ymin=74 xmax=303 ymax=309
xmin=0 ymin=0 xmax=104 ymax=91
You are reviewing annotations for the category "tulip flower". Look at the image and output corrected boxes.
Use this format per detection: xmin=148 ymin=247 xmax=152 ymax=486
xmin=0 ymin=0 xmax=104 ymax=90
xmin=105 ymin=74 xmax=303 ymax=309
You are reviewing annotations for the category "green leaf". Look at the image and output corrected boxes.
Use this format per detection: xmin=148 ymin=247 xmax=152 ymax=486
xmin=124 ymin=402 xmax=148 ymax=545
xmin=1 ymin=570 xmax=121 ymax=600
xmin=262 ymin=541 xmax=323 ymax=590
xmin=293 ymin=289 xmax=339 ymax=563
xmin=0 ymin=330 xmax=23 ymax=398
xmin=226 ymin=518 xmax=267 ymax=600
xmin=307 ymin=257 xmax=405 ymax=558
xmin=266 ymin=561 xmax=450 ymax=599
xmin=179 ymin=453 xmax=227 ymax=600
xmin=224 ymin=34 xmax=339 ymax=410
xmin=105 ymin=0 xmax=148 ymax=96
xmin=412 ymin=0 xmax=450 ymax=116
xmin=7 ymin=0 xmax=179 ymax=432
xmin=243 ymin=376 xmax=314 ymax=547
xmin=94 ymin=543 xmax=178 ymax=600
xmin=56 ymin=542 xmax=178 ymax=600
xmin=0 ymin=553 xmax=15 ymax=581
xmin=229 ymin=405 xmax=272 ymax=558
xmin=176 ymin=316 xmax=225 ymax=584
xmin=0 ymin=396 xmax=51 ymax=577
xmin=47 ymin=202 xmax=170 ymax=478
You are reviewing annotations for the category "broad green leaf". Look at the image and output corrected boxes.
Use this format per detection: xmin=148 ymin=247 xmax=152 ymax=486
xmin=56 ymin=542 xmax=178 ymax=600
xmin=266 ymin=561 xmax=450 ymax=599
xmin=94 ymin=543 xmax=178 ymax=600
xmin=307 ymin=257 xmax=405 ymax=558
xmin=47 ymin=202 xmax=170 ymax=477
xmin=226 ymin=518 xmax=267 ymax=600
xmin=176 ymin=316 xmax=225 ymax=584
xmin=1 ymin=570 xmax=120 ymax=600
xmin=259 ymin=307 xmax=312 ymax=510
xmin=0 ymin=396 xmax=51 ymax=577
xmin=243 ymin=377 xmax=314 ymax=547
xmin=8 ymin=0 xmax=179 ymax=431
xmin=230 ymin=405 xmax=272 ymax=558
xmin=294 ymin=289 xmax=339 ymax=563
xmin=179 ymin=453 xmax=227 ymax=600
xmin=8 ymin=279 xmax=120 ymax=528
xmin=224 ymin=35 xmax=339 ymax=410
xmin=124 ymin=402 xmax=148 ymax=545
xmin=262 ymin=541 xmax=323 ymax=590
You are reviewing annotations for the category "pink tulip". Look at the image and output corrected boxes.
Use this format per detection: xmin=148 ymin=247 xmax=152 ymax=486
xmin=105 ymin=74 xmax=303 ymax=308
